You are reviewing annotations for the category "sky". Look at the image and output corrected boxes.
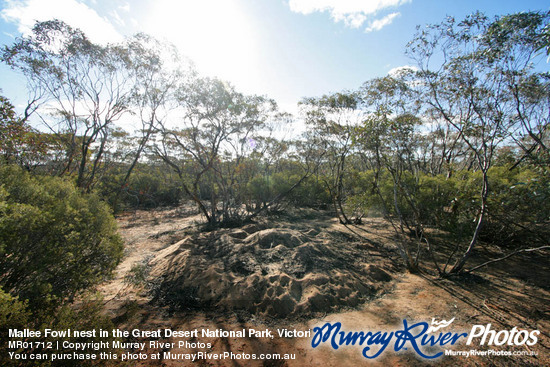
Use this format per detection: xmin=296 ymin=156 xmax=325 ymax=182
xmin=1 ymin=0 xmax=549 ymax=117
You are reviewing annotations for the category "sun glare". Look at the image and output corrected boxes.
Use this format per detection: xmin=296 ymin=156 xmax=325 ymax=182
xmin=144 ymin=0 xmax=261 ymax=93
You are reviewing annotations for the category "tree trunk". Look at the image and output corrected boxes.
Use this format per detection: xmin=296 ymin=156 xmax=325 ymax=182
xmin=449 ymin=170 xmax=489 ymax=274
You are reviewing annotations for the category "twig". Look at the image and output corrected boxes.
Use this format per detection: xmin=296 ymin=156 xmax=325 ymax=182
xmin=466 ymin=245 xmax=550 ymax=273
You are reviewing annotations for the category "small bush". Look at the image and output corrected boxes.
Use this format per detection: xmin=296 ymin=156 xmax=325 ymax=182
xmin=0 ymin=164 xmax=123 ymax=310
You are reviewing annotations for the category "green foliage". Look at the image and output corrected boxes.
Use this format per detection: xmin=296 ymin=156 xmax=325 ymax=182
xmin=98 ymin=163 xmax=183 ymax=212
xmin=0 ymin=289 xmax=120 ymax=367
xmin=0 ymin=95 xmax=22 ymax=158
xmin=245 ymin=171 xmax=331 ymax=210
xmin=0 ymin=287 xmax=29 ymax=329
xmin=245 ymin=174 xmax=272 ymax=209
xmin=0 ymin=95 xmax=50 ymax=168
xmin=351 ymin=165 xmax=550 ymax=250
xmin=287 ymin=175 xmax=331 ymax=208
xmin=0 ymin=164 xmax=123 ymax=310
xmin=484 ymin=10 xmax=550 ymax=59
xmin=483 ymin=166 xmax=550 ymax=246
xmin=124 ymin=259 xmax=152 ymax=287
xmin=0 ymin=287 xmax=30 ymax=366
xmin=0 ymin=164 xmax=125 ymax=366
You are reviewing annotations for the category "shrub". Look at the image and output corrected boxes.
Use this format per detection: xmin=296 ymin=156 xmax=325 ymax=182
xmin=0 ymin=288 xmax=120 ymax=367
xmin=98 ymin=164 xmax=183 ymax=212
xmin=0 ymin=164 xmax=123 ymax=310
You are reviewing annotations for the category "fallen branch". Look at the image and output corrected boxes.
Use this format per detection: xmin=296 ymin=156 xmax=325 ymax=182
xmin=466 ymin=245 xmax=550 ymax=273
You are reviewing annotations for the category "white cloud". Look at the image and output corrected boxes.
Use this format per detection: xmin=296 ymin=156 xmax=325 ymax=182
xmin=387 ymin=65 xmax=421 ymax=88
xmin=118 ymin=2 xmax=130 ymax=13
xmin=1 ymin=0 xmax=122 ymax=44
xmin=343 ymin=12 xmax=366 ymax=28
xmin=365 ymin=12 xmax=400 ymax=33
xmin=388 ymin=65 xmax=418 ymax=76
xmin=288 ymin=0 xmax=409 ymax=29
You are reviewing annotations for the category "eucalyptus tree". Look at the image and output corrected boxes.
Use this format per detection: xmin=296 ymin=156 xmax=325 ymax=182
xmin=123 ymin=34 xmax=192 ymax=183
xmin=355 ymin=70 xmax=433 ymax=272
xmin=1 ymin=95 xmax=33 ymax=165
xmin=2 ymin=20 xmax=135 ymax=191
xmin=483 ymin=11 xmax=550 ymax=168
xmin=154 ymin=76 xmax=279 ymax=226
xmin=300 ymin=92 xmax=363 ymax=224
xmin=106 ymin=34 xmax=194 ymax=209
xmin=407 ymin=11 xmax=550 ymax=275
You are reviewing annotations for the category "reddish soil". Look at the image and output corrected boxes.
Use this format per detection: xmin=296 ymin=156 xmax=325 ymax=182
xmin=98 ymin=207 xmax=549 ymax=366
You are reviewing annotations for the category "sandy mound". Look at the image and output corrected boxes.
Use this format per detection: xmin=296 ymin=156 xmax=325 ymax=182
xmin=149 ymin=216 xmax=400 ymax=318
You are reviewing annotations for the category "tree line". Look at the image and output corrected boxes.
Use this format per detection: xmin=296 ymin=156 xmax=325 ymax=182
xmin=0 ymin=12 xmax=548 ymax=345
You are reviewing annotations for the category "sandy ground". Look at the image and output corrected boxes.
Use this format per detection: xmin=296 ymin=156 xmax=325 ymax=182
xmin=98 ymin=207 xmax=549 ymax=366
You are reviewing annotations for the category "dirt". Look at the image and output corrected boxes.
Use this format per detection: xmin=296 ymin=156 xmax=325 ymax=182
xmin=98 ymin=207 xmax=549 ymax=366
xmin=148 ymin=212 xmax=400 ymax=318
xmin=100 ymin=206 xmax=202 ymax=311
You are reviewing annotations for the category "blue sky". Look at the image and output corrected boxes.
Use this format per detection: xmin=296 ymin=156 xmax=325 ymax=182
xmin=1 ymin=0 xmax=549 ymax=115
